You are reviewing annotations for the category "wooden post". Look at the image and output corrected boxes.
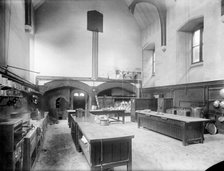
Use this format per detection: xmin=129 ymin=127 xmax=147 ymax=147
xmin=92 ymin=31 xmax=99 ymax=80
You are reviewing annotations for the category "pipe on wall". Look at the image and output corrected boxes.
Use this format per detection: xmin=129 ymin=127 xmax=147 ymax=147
xmin=129 ymin=0 xmax=167 ymax=49
xmin=25 ymin=0 xmax=32 ymax=31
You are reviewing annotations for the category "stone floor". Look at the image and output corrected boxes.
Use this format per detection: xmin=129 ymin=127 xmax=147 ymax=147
xmin=33 ymin=117 xmax=224 ymax=171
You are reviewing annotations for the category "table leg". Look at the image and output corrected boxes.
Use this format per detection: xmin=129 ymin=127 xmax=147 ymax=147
xmin=201 ymin=122 xmax=205 ymax=143
xmin=90 ymin=166 xmax=97 ymax=171
xmin=182 ymin=123 xmax=187 ymax=146
xmin=127 ymin=139 xmax=132 ymax=171
xmin=127 ymin=162 xmax=132 ymax=171
xmin=76 ymin=125 xmax=82 ymax=152
xmin=137 ymin=116 xmax=140 ymax=128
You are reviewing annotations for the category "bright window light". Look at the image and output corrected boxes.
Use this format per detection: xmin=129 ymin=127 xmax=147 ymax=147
xmin=80 ymin=93 xmax=85 ymax=96
xmin=74 ymin=93 xmax=79 ymax=96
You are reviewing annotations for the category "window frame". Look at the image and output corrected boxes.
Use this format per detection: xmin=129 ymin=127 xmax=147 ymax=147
xmin=191 ymin=25 xmax=203 ymax=64
xmin=152 ymin=50 xmax=156 ymax=76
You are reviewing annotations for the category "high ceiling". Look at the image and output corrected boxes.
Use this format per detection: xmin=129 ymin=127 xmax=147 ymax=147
xmin=127 ymin=1 xmax=159 ymax=30
xmin=32 ymin=0 xmax=46 ymax=9
xmin=124 ymin=0 xmax=176 ymax=30
xmin=32 ymin=0 xmax=176 ymax=30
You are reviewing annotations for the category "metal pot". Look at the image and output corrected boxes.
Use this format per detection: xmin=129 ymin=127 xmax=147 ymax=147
xmin=191 ymin=107 xmax=203 ymax=118
xmin=218 ymin=116 xmax=224 ymax=122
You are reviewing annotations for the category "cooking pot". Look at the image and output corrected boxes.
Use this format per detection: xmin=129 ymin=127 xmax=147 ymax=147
xmin=218 ymin=116 xmax=224 ymax=122
xmin=191 ymin=107 xmax=203 ymax=118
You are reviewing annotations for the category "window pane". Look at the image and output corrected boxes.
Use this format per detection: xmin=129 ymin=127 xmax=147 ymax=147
xmin=193 ymin=29 xmax=200 ymax=46
xmin=192 ymin=46 xmax=200 ymax=63
xmin=152 ymin=51 xmax=155 ymax=75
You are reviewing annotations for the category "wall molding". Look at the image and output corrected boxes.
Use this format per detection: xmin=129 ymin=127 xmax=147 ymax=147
xmin=142 ymin=80 xmax=224 ymax=93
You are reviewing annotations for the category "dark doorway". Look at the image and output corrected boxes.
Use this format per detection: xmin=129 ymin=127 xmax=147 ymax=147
xmin=73 ymin=92 xmax=86 ymax=110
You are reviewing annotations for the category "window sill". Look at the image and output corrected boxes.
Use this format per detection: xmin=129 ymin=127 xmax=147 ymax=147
xmin=190 ymin=61 xmax=203 ymax=68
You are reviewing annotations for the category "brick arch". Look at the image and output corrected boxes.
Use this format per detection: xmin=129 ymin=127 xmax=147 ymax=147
xmin=96 ymin=82 xmax=136 ymax=95
xmin=41 ymin=80 xmax=92 ymax=94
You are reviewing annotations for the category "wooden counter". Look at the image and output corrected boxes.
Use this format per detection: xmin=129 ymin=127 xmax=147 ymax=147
xmin=67 ymin=110 xmax=76 ymax=128
xmin=71 ymin=115 xmax=134 ymax=171
xmin=136 ymin=110 xmax=210 ymax=146
xmin=23 ymin=112 xmax=48 ymax=171
xmin=90 ymin=109 xmax=126 ymax=124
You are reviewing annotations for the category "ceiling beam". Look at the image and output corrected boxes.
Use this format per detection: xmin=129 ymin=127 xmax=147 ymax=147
xmin=32 ymin=0 xmax=46 ymax=10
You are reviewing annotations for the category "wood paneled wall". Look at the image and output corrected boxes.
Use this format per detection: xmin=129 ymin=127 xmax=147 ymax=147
xmin=142 ymin=80 xmax=224 ymax=133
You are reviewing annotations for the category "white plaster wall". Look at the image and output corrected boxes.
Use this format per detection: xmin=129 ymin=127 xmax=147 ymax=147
xmin=2 ymin=0 xmax=30 ymax=80
xmin=34 ymin=0 xmax=142 ymax=78
xmin=142 ymin=0 xmax=224 ymax=88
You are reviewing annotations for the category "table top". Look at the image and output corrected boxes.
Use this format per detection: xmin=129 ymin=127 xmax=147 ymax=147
xmin=90 ymin=109 xmax=125 ymax=114
xmin=71 ymin=115 xmax=134 ymax=143
xmin=136 ymin=110 xmax=210 ymax=123
xmin=67 ymin=110 xmax=76 ymax=113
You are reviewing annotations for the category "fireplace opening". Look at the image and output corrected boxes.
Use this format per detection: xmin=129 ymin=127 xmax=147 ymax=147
xmin=55 ymin=97 xmax=68 ymax=120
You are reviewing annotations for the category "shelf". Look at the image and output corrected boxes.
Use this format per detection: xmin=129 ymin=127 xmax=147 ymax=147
xmin=0 ymin=89 xmax=23 ymax=97
xmin=0 ymin=95 xmax=23 ymax=98
xmin=113 ymin=96 xmax=135 ymax=99
xmin=0 ymin=67 xmax=38 ymax=91
xmin=36 ymin=75 xmax=141 ymax=84
xmin=98 ymin=96 xmax=135 ymax=99
xmin=0 ymin=85 xmax=12 ymax=90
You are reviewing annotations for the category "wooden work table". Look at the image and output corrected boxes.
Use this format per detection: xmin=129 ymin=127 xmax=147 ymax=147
xmin=67 ymin=110 xmax=76 ymax=128
xmin=70 ymin=115 xmax=134 ymax=171
xmin=89 ymin=109 xmax=126 ymax=124
xmin=136 ymin=110 xmax=210 ymax=146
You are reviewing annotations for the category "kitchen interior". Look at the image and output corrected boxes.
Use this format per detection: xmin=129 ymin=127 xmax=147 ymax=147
xmin=1 ymin=0 xmax=224 ymax=170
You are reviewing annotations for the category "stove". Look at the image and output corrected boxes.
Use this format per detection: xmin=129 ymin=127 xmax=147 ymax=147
xmin=0 ymin=119 xmax=24 ymax=171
